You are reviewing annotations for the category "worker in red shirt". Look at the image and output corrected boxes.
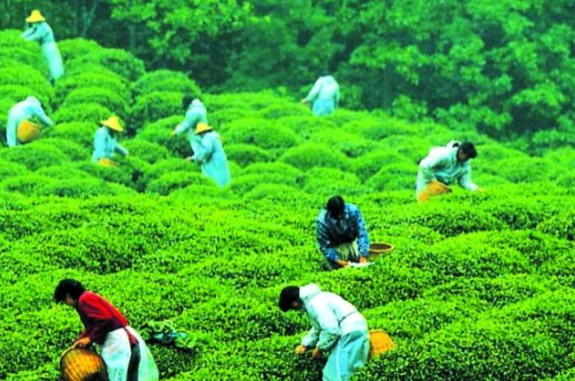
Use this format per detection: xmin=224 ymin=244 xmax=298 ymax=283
xmin=54 ymin=279 xmax=159 ymax=381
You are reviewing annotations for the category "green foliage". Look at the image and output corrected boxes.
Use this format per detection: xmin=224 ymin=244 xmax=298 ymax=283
xmin=55 ymin=72 xmax=131 ymax=105
xmin=279 ymin=143 xmax=351 ymax=171
xmin=69 ymin=49 xmax=146 ymax=82
xmin=57 ymin=38 xmax=103 ymax=63
xmin=133 ymin=70 xmax=202 ymax=97
xmin=146 ymin=171 xmax=211 ymax=195
xmin=225 ymin=144 xmax=273 ymax=167
xmin=123 ymin=139 xmax=171 ymax=164
xmin=43 ymin=122 xmax=95 ymax=148
xmin=222 ymin=117 xmax=302 ymax=153
xmin=62 ymin=87 xmax=130 ymax=118
xmin=52 ymin=103 xmax=112 ymax=124
xmin=2 ymin=143 xmax=69 ymax=170
xmin=130 ymin=91 xmax=183 ymax=133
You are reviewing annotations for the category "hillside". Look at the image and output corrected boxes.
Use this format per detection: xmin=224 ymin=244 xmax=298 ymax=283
xmin=1 ymin=29 xmax=575 ymax=380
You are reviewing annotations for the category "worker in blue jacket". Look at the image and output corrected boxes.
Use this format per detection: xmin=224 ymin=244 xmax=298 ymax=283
xmin=92 ymin=115 xmax=128 ymax=164
xmin=316 ymin=195 xmax=370 ymax=270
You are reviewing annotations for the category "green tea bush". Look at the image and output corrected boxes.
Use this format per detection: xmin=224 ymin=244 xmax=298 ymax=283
xmin=123 ymin=139 xmax=171 ymax=164
xmin=35 ymin=138 xmax=87 ymax=161
xmin=492 ymin=157 xmax=555 ymax=183
xmin=276 ymin=115 xmax=338 ymax=140
xmin=256 ymin=102 xmax=308 ymax=119
xmin=538 ymin=210 xmax=575 ymax=240
xmin=209 ymin=107 xmax=252 ymax=127
xmin=133 ymin=69 xmax=202 ymax=97
xmin=62 ymin=87 xmax=130 ymax=118
xmin=301 ymin=167 xmax=365 ymax=197
xmin=0 ymin=173 xmax=55 ymax=196
xmin=130 ymin=91 xmax=183 ymax=132
xmin=0 ymin=160 xmax=28 ymax=178
xmin=43 ymin=122 xmax=94 ymax=147
xmin=76 ymin=161 xmax=136 ymax=190
xmin=225 ymin=143 xmax=273 ymax=167
xmin=2 ymin=143 xmax=68 ymax=170
xmin=242 ymin=162 xmax=303 ymax=178
xmin=54 ymin=72 xmax=130 ymax=105
xmin=138 ymin=158 xmax=192 ymax=187
xmin=57 ymin=38 xmax=103 ymax=63
xmin=36 ymin=177 xmax=119 ymax=198
xmin=0 ymin=85 xmax=50 ymax=108
xmin=52 ymin=103 xmax=112 ymax=124
xmin=222 ymin=117 xmax=302 ymax=152
xmin=231 ymin=173 xmax=298 ymax=195
xmin=136 ymin=116 xmax=192 ymax=157
xmin=147 ymin=171 xmax=211 ymax=195
xmin=0 ymin=66 xmax=53 ymax=100
xmin=69 ymin=49 xmax=145 ymax=82
xmin=343 ymin=117 xmax=418 ymax=140
xmin=307 ymin=129 xmax=378 ymax=158
xmin=279 ymin=143 xmax=351 ymax=171
xmin=366 ymin=163 xmax=416 ymax=191
xmin=380 ymin=135 xmax=432 ymax=163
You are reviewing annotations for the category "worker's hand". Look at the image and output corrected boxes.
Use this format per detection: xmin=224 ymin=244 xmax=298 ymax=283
xmin=73 ymin=337 xmax=91 ymax=348
xmin=185 ymin=156 xmax=194 ymax=162
xmin=295 ymin=345 xmax=307 ymax=355
xmin=311 ymin=348 xmax=322 ymax=359
xmin=359 ymin=257 xmax=368 ymax=264
xmin=336 ymin=260 xmax=349 ymax=268
xmin=300 ymin=98 xmax=308 ymax=104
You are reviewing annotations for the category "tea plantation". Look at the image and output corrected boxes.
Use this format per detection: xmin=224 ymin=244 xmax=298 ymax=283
xmin=1 ymin=29 xmax=575 ymax=380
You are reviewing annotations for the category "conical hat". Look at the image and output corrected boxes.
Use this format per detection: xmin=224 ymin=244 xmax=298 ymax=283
xmin=194 ymin=122 xmax=213 ymax=135
xmin=26 ymin=10 xmax=46 ymax=23
xmin=100 ymin=115 xmax=123 ymax=132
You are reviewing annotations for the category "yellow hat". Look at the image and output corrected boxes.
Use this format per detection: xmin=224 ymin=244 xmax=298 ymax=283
xmin=194 ymin=122 xmax=213 ymax=135
xmin=26 ymin=10 xmax=46 ymax=23
xmin=101 ymin=115 xmax=124 ymax=132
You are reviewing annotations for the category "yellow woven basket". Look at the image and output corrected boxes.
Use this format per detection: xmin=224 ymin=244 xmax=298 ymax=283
xmin=369 ymin=330 xmax=396 ymax=359
xmin=17 ymin=120 xmax=40 ymax=143
xmin=59 ymin=347 xmax=109 ymax=381
xmin=97 ymin=158 xmax=117 ymax=167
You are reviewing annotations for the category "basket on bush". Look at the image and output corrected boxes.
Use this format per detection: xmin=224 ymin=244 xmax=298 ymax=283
xmin=369 ymin=330 xmax=396 ymax=359
xmin=17 ymin=120 xmax=40 ymax=143
xmin=368 ymin=243 xmax=394 ymax=258
xmin=59 ymin=348 xmax=108 ymax=381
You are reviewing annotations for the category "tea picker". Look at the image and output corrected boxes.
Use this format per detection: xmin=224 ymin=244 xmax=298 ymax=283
xmin=316 ymin=195 xmax=370 ymax=270
xmin=279 ymin=283 xmax=395 ymax=381
xmin=301 ymin=74 xmax=340 ymax=116
xmin=416 ymin=141 xmax=480 ymax=202
xmin=21 ymin=10 xmax=65 ymax=84
xmin=54 ymin=279 xmax=159 ymax=381
xmin=5 ymin=96 xmax=54 ymax=147
xmin=92 ymin=115 xmax=129 ymax=166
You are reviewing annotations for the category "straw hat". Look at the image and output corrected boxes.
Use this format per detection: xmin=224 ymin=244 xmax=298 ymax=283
xmin=101 ymin=115 xmax=123 ymax=132
xmin=26 ymin=10 xmax=46 ymax=23
xmin=194 ymin=122 xmax=213 ymax=135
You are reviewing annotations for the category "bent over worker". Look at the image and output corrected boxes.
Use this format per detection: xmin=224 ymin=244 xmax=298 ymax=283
xmin=416 ymin=141 xmax=479 ymax=202
xmin=301 ymin=75 xmax=340 ymax=116
xmin=21 ymin=10 xmax=64 ymax=83
xmin=279 ymin=283 xmax=370 ymax=381
xmin=54 ymin=279 xmax=159 ymax=381
xmin=6 ymin=96 xmax=53 ymax=147
xmin=92 ymin=115 xmax=128 ymax=164
xmin=316 ymin=195 xmax=370 ymax=270
xmin=171 ymin=93 xmax=206 ymax=157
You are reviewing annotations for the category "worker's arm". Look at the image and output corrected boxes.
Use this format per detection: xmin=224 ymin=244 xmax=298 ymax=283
xmin=333 ymin=84 xmax=340 ymax=107
xmin=21 ymin=24 xmax=48 ymax=42
xmin=304 ymin=78 xmax=323 ymax=103
xmin=313 ymin=301 xmax=341 ymax=351
xmin=114 ymin=142 xmax=129 ymax=157
xmin=30 ymin=103 xmax=54 ymax=127
xmin=458 ymin=165 xmax=478 ymax=191
xmin=301 ymin=325 xmax=320 ymax=348
xmin=174 ymin=110 xmax=198 ymax=136
xmin=193 ymin=134 xmax=215 ymax=163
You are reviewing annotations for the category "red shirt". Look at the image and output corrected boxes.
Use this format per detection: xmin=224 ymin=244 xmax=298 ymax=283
xmin=76 ymin=291 xmax=129 ymax=345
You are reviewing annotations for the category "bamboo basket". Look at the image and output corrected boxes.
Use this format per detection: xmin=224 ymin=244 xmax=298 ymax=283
xmin=368 ymin=243 xmax=394 ymax=259
xmin=59 ymin=348 xmax=109 ymax=381
xmin=369 ymin=330 xmax=396 ymax=359
xmin=17 ymin=120 xmax=41 ymax=143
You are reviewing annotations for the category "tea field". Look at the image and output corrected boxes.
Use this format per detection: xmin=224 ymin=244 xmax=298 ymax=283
xmin=1 ymin=29 xmax=575 ymax=380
